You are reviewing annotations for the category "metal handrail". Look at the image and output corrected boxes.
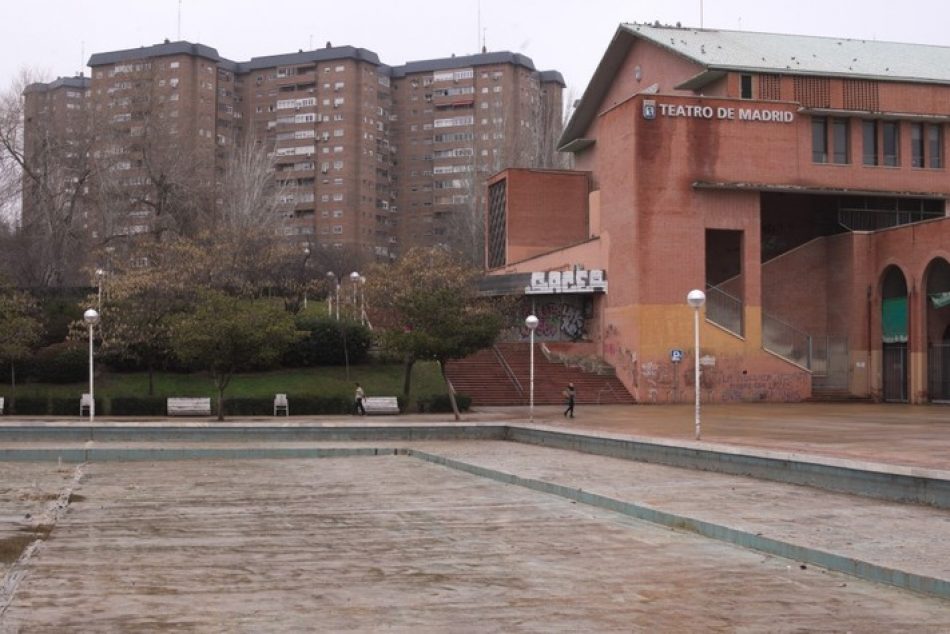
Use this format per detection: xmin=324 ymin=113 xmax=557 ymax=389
xmin=762 ymin=312 xmax=812 ymax=370
xmin=493 ymin=344 xmax=525 ymax=397
xmin=705 ymin=284 xmax=744 ymax=336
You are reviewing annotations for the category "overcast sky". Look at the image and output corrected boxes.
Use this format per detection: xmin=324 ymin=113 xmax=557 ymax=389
xmin=4 ymin=0 xmax=949 ymax=99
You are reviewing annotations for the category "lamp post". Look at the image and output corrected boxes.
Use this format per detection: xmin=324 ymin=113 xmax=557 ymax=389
xmin=95 ymin=268 xmax=105 ymax=311
xmin=687 ymin=289 xmax=706 ymax=440
xmin=359 ymin=275 xmax=366 ymax=326
xmin=349 ymin=271 xmax=360 ymax=322
xmin=525 ymin=314 xmax=539 ymax=422
xmin=83 ymin=308 xmax=100 ymax=422
xmin=302 ymin=247 xmax=311 ymax=310
xmin=326 ymin=271 xmax=339 ymax=320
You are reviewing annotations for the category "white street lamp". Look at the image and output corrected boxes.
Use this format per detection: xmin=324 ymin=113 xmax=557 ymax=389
xmin=83 ymin=308 xmax=100 ymax=422
xmin=326 ymin=271 xmax=339 ymax=320
xmin=359 ymin=275 xmax=366 ymax=326
xmin=95 ymin=268 xmax=105 ymax=311
xmin=687 ymin=289 xmax=706 ymax=440
xmin=302 ymin=247 xmax=310 ymax=309
xmin=525 ymin=314 xmax=539 ymax=422
xmin=349 ymin=271 xmax=360 ymax=321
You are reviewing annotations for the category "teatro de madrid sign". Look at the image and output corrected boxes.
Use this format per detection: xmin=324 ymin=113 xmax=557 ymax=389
xmin=642 ymin=99 xmax=795 ymax=123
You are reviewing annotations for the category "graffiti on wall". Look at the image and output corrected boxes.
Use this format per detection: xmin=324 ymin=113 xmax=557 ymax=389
xmin=604 ymin=322 xmax=638 ymax=396
xmin=700 ymin=357 xmax=809 ymax=402
xmin=677 ymin=355 xmax=808 ymax=403
xmin=506 ymin=297 xmax=590 ymax=341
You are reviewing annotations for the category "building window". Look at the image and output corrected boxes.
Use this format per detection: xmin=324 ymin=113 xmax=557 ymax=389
xmin=911 ymin=123 xmax=925 ymax=168
xmin=862 ymin=120 xmax=878 ymax=166
xmin=740 ymin=74 xmax=753 ymax=99
xmin=832 ymin=118 xmax=850 ymax=164
xmin=811 ymin=117 xmax=828 ymax=163
xmin=927 ymin=124 xmax=943 ymax=168
xmin=882 ymin=121 xmax=900 ymax=166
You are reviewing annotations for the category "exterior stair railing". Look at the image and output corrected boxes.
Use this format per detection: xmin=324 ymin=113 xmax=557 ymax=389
xmin=705 ymin=284 xmax=822 ymax=371
xmin=762 ymin=312 xmax=813 ymax=369
xmin=493 ymin=345 xmax=525 ymax=398
xmin=705 ymin=284 xmax=744 ymax=336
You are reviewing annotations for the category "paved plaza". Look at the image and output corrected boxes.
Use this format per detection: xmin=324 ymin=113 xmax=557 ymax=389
xmin=0 ymin=402 xmax=948 ymax=630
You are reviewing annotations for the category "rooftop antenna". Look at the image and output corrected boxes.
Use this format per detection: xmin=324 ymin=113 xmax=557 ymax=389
xmin=482 ymin=27 xmax=487 ymax=53
xmin=477 ymin=0 xmax=481 ymax=54
xmin=177 ymin=0 xmax=182 ymax=40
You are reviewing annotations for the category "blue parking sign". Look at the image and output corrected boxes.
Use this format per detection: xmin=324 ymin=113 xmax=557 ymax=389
xmin=670 ymin=349 xmax=684 ymax=363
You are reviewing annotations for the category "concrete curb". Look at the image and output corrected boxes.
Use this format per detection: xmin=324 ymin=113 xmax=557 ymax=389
xmin=506 ymin=427 xmax=950 ymax=509
xmin=408 ymin=449 xmax=950 ymax=601
xmin=0 ymin=423 xmax=947 ymax=507
xmin=0 ymin=447 xmax=405 ymax=462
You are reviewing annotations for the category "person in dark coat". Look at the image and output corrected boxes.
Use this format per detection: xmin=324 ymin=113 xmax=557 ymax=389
xmin=563 ymin=383 xmax=576 ymax=418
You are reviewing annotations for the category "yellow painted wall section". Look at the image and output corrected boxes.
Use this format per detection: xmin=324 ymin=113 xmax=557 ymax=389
xmin=618 ymin=303 xmax=810 ymax=403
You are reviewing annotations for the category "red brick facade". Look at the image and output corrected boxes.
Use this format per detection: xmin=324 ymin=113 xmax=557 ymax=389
xmin=489 ymin=25 xmax=950 ymax=404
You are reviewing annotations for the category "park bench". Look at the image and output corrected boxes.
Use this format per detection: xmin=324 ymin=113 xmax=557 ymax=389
xmin=363 ymin=396 xmax=400 ymax=415
xmin=274 ymin=394 xmax=289 ymax=416
xmin=80 ymin=393 xmax=93 ymax=416
xmin=167 ymin=397 xmax=212 ymax=417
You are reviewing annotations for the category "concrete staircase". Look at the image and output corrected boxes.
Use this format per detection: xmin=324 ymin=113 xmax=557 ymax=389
xmin=807 ymin=387 xmax=872 ymax=403
xmin=446 ymin=343 xmax=636 ymax=406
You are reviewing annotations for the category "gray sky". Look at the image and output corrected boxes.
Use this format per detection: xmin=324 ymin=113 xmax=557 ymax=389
xmin=5 ymin=0 xmax=949 ymax=98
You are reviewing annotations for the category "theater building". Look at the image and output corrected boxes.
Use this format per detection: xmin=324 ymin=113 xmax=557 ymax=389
xmin=484 ymin=24 xmax=950 ymax=404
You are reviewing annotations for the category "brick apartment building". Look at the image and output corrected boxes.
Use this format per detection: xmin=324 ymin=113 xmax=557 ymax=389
xmin=484 ymin=24 xmax=950 ymax=405
xmin=22 ymin=40 xmax=563 ymax=263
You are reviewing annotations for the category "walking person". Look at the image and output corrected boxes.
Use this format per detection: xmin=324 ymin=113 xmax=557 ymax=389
xmin=563 ymin=382 xmax=576 ymax=418
xmin=354 ymin=382 xmax=366 ymax=416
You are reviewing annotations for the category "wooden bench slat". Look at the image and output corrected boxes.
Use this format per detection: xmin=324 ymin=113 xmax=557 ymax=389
xmin=167 ymin=397 xmax=212 ymax=416
xmin=363 ymin=396 xmax=399 ymax=415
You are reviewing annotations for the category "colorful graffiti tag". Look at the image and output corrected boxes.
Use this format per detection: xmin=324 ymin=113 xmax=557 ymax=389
xmin=506 ymin=298 xmax=589 ymax=341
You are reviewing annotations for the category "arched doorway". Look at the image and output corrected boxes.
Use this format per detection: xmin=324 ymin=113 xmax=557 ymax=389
xmin=925 ymin=258 xmax=950 ymax=402
xmin=881 ymin=266 xmax=908 ymax=402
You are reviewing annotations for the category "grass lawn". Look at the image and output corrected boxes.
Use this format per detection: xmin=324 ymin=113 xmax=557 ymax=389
xmin=1 ymin=362 xmax=448 ymax=402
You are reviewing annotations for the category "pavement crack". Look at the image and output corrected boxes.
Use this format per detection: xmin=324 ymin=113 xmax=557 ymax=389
xmin=0 ymin=463 xmax=86 ymax=619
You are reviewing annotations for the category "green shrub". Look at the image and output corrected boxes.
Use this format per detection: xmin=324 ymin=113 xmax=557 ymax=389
xmin=49 ymin=396 xmax=102 ymax=416
xmin=285 ymin=394 xmax=351 ymax=415
xmin=24 ymin=343 xmax=88 ymax=383
xmin=110 ymin=397 xmax=167 ymax=416
xmin=285 ymin=315 xmax=372 ymax=367
xmin=222 ymin=397 xmax=273 ymax=416
xmin=417 ymin=393 xmax=471 ymax=413
xmin=32 ymin=287 xmax=89 ymax=346
xmin=10 ymin=396 xmax=49 ymax=415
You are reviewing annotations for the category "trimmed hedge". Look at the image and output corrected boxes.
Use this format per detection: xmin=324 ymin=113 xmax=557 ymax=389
xmin=222 ymin=397 xmax=273 ymax=416
xmin=110 ymin=397 xmax=167 ymax=416
xmin=226 ymin=394 xmax=408 ymax=415
xmin=285 ymin=395 xmax=352 ymax=415
xmin=0 ymin=396 xmax=103 ymax=416
xmin=50 ymin=397 xmax=101 ymax=416
xmin=7 ymin=396 xmax=49 ymax=415
xmin=417 ymin=394 xmax=471 ymax=413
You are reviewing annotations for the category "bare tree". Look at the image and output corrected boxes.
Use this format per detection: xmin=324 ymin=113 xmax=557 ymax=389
xmin=0 ymin=69 xmax=96 ymax=286
xmin=218 ymin=139 xmax=286 ymax=234
xmin=90 ymin=64 xmax=214 ymax=245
